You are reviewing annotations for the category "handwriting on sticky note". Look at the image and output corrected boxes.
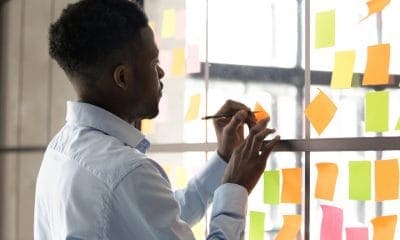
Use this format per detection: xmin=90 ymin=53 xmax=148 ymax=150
xmin=161 ymin=9 xmax=176 ymax=39
xmin=349 ymin=161 xmax=371 ymax=200
xmin=320 ymin=205 xmax=343 ymax=240
xmin=371 ymin=215 xmax=397 ymax=240
xmin=185 ymin=94 xmax=201 ymax=121
xmin=172 ymin=48 xmax=186 ymax=77
xmin=264 ymin=170 xmax=280 ymax=204
xmin=375 ymin=159 xmax=399 ymax=201
xmin=346 ymin=227 xmax=369 ymax=240
xmin=362 ymin=44 xmax=390 ymax=86
xmin=275 ymin=215 xmax=302 ymax=240
xmin=365 ymin=91 xmax=389 ymax=132
xmin=315 ymin=163 xmax=338 ymax=200
xmin=315 ymin=10 xmax=335 ymax=48
xmin=249 ymin=211 xmax=265 ymax=240
xmin=331 ymin=50 xmax=356 ymax=89
xmin=254 ymin=102 xmax=270 ymax=122
xmin=281 ymin=168 xmax=302 ymax=204
xmin=304 ymin=89 xmax=337 ymax=135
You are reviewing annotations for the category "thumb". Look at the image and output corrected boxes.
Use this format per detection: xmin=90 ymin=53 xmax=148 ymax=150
xmin=225 ymin=110 xmax=247 ymax=134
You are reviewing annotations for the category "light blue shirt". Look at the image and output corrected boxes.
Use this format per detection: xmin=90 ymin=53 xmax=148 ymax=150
xmin=34 ymin=101 xmax=248 ymax=240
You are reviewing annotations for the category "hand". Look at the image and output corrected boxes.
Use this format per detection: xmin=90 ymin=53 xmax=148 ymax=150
xmin=213 ymin=100 xmax=257 ymax=162
xmin=222 ymin=118 xmax=280 ymax=194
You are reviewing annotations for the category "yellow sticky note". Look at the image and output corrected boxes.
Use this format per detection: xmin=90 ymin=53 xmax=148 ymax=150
xmin=192 ymin=219 xmax=206 ymax=240
xmin=161 ymin=9 xmax=176 ymax=39
xmin=141 ymin=119 xmax=153 ymax=134
xmin=315 ymin=10 xmax=335 ymax=49
xmin=375 ymin=159 xmax=399 ymax=201
xmin=174 ymin=167 xmax=188 ymax=189
xmin=371 ymin=215 xmax=397 ymax=240
xmin=185 ymin=94 xmax=201 ymax=121
xmin=172 ymin=48 xmax=186 ymax=77
xmin=254 ymin=102 xmax=270 ymax=122
xmin=275 ymin=215 xmax=302 ymax=240
xmin=362 ymin=44 xmax=390 ymax=86
xmin=331 ymin=50 xmax=356 ymax=89
xmin=396 ymin=118 xmax=400 ymax=130
xmin=367 ymin=0 xmax=390 ymax=16
xmin=304 ymin=89 xmax=337 ymax=135
xmin=315 ymin=163 xmax=338 ymax=200
xmin=281 ymin=168 xmax=302 ymax=204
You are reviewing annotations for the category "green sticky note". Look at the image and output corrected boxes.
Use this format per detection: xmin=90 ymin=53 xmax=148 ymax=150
xmin=249 ymin=211 xmax=265 ymax=240
xmin=315 ymin=10 xmax=335 ymax=48
xmin=396 ymin=118 xmax=400 ymax=130
xmin=331 ymin=50 xmax=356 ymax=89
xmin=349 ymin=161 xmax=371 ymax=200
xmin=365 ymin=91 xmax=389 ymax=132
xmin=264 ymin=170 xmax=280 ymax=204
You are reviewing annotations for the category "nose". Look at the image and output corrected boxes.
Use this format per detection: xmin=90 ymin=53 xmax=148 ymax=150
xmin=157 ymin=65 xmax=165 ymax=79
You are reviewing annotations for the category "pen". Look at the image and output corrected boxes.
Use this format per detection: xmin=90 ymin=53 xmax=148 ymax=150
xmin=201 ymin=111 xmax=260 ymax=120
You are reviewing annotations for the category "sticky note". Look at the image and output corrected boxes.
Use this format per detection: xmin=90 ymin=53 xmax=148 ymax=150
xmin=174 ymin=167 xmax=188 ymax=189
xmin=141 ymin=119 xmax=153 ymax=134
xmin=367 ymin=0 xmax=390 ymax=17
xmin=362 ymin=44 xmax=390 ymax=86
xmin=304 ymin=89 xmax=337 ymax=135
xmin=275 ymin=215 xmax=302 ymax=240
xmin=192 ymin=219 xmax=206 ymax=240
xmin=185 ymin=94 xmax=201 ymax=121
xmin=254 ymin=102 xmax=270 ymax=122
xmin=159 ymin=50 xmax=172 ymax=77
xmin=365 ymin=91 xmax=389 ymax=132
xmin=161 ymin=9 xmax=176 ymax=39
xmin=249 ymin=211 xmax=265 ymax=240
xmin=320 ymin=205 xmax=343 ymax=240
xmin=172 ymin=48 xmax=186 ymax=77
xmin=331 ymin=50 xmax=356 ymax=89
xmin=264 ymin=170 xmax=280 ymax=204
xmin=315 ymin=163 xmax=338 ymax=200
xmin=175 ymin=10 xmax=186 ymax=40
xmin=345 ymin=227 xmax=369 ymax=240
xmin=349 ymin=161 xmax=371 ymax=200
xmin=371 ymin=215 xmax=397 ymax=240
xmin=315 ymin=10 xmax=335 ymax=48
xmin=186 ymin=45 xmax=201 ymax=74
xmin=396 ymin=118 xmax=400 ymax=130
xmin=375 ymin=159 xmax=399 ymax=201
xmin=281 ymin=168 xmax=302 ymax=204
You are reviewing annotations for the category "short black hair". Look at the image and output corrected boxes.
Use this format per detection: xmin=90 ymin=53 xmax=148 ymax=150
xmin=49 ymin=0 xmax=148 ymax=86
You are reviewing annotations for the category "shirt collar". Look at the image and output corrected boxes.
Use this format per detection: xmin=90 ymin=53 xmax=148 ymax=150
xmin=65 ymin=101 xmax=150 ymax=153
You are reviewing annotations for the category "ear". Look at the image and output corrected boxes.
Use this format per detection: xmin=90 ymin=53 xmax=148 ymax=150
xmin=113 ymin=65 xmax=132 ymax=90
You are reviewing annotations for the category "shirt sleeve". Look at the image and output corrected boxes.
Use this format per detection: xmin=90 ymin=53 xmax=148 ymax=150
xmin=173 ymin=152 xmax=227 ymax=226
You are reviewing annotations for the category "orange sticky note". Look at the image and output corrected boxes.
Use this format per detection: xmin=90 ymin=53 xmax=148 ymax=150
xmin=161 ymin=9 xmax=176 ymax=39
xmin=315 ymin=163 xmax=338 ymax=200
xmin=281 ymin=168 xmax=302 ymax=204
xmin=185 ymin=94 xmax=201 ymax=121
xmin=375 ymin=159 xmax=399 ymax=201
xmin=371 ymin=215 xmax=397 ymax=240
xmin=254 ymin=102 xmax=270 ymax=122
xmin=362 ymin=44 xmax=390 ymax=86
xmin=275 ymin=215 xmax=302 ymax=240
xmin=172 ymin=48 xmax=186 ymax=77
xmin=141 ymin=119 xmax=153 ymax=134
xmin=367 ymin=0 xmax=390 ymax=16
xmin=304 ymin=89 xmax=337 ymax=135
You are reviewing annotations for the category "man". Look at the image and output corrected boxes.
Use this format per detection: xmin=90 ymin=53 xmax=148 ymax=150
xmin=34 ymin=0 xmax=280 ymax=239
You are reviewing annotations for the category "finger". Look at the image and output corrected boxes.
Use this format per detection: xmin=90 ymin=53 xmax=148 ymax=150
xmin=258 ymin=135 xmax=280 ymax=162
xmin=250 ymin=128 xmax=276 ymax=157
xmin=224 ymin=109 xmax=248 ymax=135
xmin=245 ymin=114 xmax=257 ymax=130
xmin=243 ymin=118 xmax=269 ymax=150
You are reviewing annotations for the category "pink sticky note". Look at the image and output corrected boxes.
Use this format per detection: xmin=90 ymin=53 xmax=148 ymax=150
xmin=320 ymin=205 xmax=343 ymax=240
xmin=346 ymin=227 xmax=369 ymax=240
xmin=186 ymin=45 xmax=201 ymax=74
xmin=159 ymin=50 xmax=172 ymax=77
xmin=175 ymin=10 xmax=186 ymax=40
